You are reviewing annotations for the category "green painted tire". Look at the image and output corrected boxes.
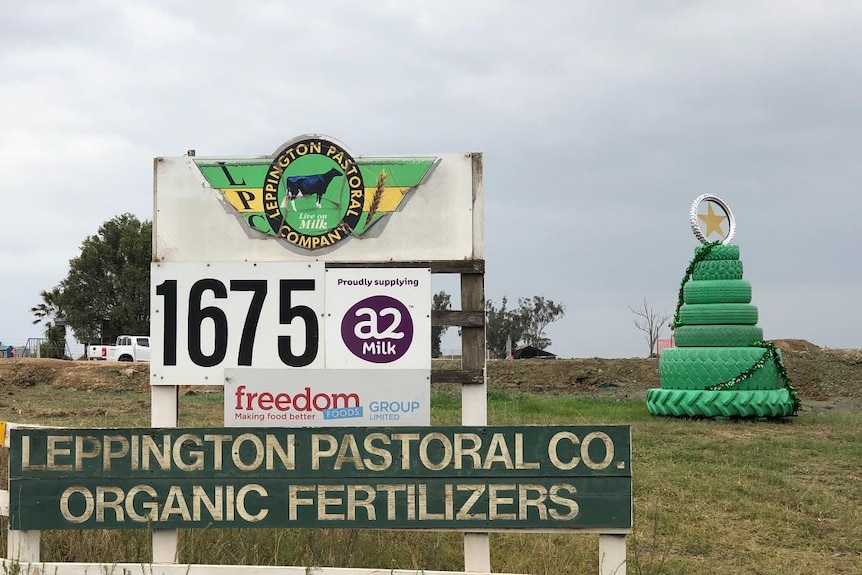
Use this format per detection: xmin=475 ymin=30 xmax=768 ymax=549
xmin=692 ymin=260 xmax=744 ymax=281
xmin=695 ymin=244 xmax=740 ymax=261
xmin=677 ymin=303 xmax=758 ymax=325
xmin=684 ymin=280 xmax=752 ymax=304
xmin=674 ymin=325 xmax=764 ymax=347
xmin=646 ymin=388 xmax=795 ymax=418
xmin=659 ymin=347 xmax=783 ymax=390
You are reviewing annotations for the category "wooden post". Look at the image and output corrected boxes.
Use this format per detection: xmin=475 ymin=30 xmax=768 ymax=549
xmin=7 ymin=530 xmax=40 ymax=563
xmin=151 ymin=384 xmax=179 ymax=563
xmin=5 ymin=422 xmax=41 ymax=563
xmin=599 ymin=534 xmax=627 ymax=575
xmin=460 ymin=272 xmax=490 ymax=573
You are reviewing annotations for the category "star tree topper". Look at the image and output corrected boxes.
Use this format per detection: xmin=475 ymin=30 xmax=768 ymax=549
xmin=689 ymin=194 xmax=736 ymax=244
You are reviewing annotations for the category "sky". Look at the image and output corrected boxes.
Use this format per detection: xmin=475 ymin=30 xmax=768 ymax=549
xmin=1 ymin=0 xmax=861 ymax=359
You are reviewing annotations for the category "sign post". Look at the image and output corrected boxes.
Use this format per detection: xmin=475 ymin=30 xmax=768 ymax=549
xmin=1 ymin=135 xmax=632 ymax=574
xmin=147 ymin=135 xmax=486 ymax=567
xmin=10 ymin=426 xmax=632 ymax=532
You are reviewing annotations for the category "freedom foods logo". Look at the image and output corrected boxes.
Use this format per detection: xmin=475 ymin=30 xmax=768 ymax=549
xmin=233 ymin=385 xmax=364 ymax=422
xmin=194 ymin=135 xmax=438 ymax=250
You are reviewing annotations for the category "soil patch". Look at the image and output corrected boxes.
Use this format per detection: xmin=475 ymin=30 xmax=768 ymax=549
xmin=1 ymin=348 xmax=861 ymax=413
xmin=448 ymin=347 xmax=862 ymax=413
xmin=0 ymin=359 xmax=150 ymax=392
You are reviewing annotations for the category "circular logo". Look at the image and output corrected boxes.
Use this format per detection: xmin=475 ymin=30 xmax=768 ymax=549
xmin=262 ymin=137 xmax=366 ymax=250
xmin=689 ymin=194 xmax=736 ymax=244
xmin=341 ymin=295 xmax=414 ymax=363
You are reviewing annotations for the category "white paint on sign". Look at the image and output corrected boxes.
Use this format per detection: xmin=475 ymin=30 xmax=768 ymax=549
xmin=150 ymin=262 xmax=326 ymax=385
xmin=154 ymin=154 xmax=481 ymax=262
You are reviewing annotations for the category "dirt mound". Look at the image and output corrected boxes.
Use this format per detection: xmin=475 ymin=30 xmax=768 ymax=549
xmin=2 ymin=350 xmax=862 ymax=412
xmin=444 ymin=350 xmax=862 ymax=412
xmin=772 ymin=339 xmax=822 ymax=352
xmin=485 ymin=357 xmax=659 ymax=400
xmin=0 ymin=359 xmax=150 ymax=392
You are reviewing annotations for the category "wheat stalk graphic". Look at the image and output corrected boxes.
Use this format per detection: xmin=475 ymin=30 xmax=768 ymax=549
xmin=366 ymin=170 xmax=386 ymax=224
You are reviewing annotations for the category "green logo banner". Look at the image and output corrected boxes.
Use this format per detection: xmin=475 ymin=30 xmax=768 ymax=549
xmin=195 ymin=137 xmax=437 ymax=251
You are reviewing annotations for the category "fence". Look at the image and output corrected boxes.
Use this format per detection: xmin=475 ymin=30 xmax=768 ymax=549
xmin=656 ymin=338 xmax=675 ymax=357
xmin=16 ymin=338 xmax=75 ymax=359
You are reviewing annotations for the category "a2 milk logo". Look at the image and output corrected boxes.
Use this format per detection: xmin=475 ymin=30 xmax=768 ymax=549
xmin=341 ymin=295 xmax=414 ymax=363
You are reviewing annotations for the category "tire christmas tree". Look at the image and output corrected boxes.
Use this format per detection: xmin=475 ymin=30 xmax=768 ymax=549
xmin=646 ymin=197 xmax=800 ymax=418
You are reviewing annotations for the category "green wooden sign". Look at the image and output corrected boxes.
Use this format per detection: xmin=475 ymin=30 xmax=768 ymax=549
xmin=10 ymin=426 xmax=631 ymax=531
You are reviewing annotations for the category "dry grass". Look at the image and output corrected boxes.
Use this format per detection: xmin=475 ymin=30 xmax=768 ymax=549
xmin=0 ymin=385 xmax=859 ymax=574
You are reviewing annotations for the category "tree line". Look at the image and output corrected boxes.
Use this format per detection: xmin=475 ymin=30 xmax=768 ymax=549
xmin=34 ymin=213 xmax=569 ymax=359
xmin=432 ymin=292 xmax=566 ymax=358
xmin=31 ymin=214 xmax=151 ymax=357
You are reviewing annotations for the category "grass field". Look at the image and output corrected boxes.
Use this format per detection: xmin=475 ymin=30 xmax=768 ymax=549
xmin=1 ymin=385 xmax=860 ymax=574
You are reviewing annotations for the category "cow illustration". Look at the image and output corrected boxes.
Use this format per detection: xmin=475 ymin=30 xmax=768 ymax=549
xmin=282 ymin=168 xmax=342 ymax=210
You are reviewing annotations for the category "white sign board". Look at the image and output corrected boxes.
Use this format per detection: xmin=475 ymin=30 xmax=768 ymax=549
xmin=325 ymin=268 xmax=431 ymax=369
xmin=224 ymin=369 xmax=430 ymax=427
xmin=150 ymin=262 xmax=325 ymax=384
xmin=154 ymin=151 xmax=482 ymax=262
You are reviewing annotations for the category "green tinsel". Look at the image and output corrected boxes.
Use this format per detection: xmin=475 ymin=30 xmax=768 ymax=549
xmin=705 ymin=340 xmax=801 ymax=414
xmin=671 ymin=241 xmax=722 ymax=329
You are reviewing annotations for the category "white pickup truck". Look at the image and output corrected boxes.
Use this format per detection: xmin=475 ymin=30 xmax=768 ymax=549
xmin=88 ymin=335 xmax=151 ymax=362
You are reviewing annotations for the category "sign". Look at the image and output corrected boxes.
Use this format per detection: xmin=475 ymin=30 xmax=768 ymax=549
xmin=10 ymin=426 xmax=632 ymax=532
xmin=224 ymin=369 xmax=430 ymax=427
xmin=325 ymin=268 xmax=431 ymax=369
xmin=150 ymin=262 xmax=325 ymax=384
xmin=154 ymin=144 xmax=482 ymax=262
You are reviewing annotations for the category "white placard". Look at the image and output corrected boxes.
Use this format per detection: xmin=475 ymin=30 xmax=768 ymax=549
xmin=151 ymin=262 xmax=325 ymax=384
xmin=154 ymin=153 xmax=483 ymax=262
xmin=325 ymin=268 xmax=431 ymax=369
xmin=224 ymin=369 xmax=430 ymax=427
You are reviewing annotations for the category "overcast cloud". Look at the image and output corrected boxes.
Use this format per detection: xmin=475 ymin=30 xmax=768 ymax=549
xmin=2 ymin=0 xmax=861 ymax=358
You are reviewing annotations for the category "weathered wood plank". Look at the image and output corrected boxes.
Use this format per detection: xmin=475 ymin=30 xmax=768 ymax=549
xmin=325 ymin=260 xmax=485 ymax=274
xmin=430 ymin=369 xmax=484 ymax=385
xmin=431 ymin=310 xmax=484 ymax=328
xmin=10 ymin=426 xmax=632 ymax=531
xmin=460 ymin=275 xmax=485 ymax=371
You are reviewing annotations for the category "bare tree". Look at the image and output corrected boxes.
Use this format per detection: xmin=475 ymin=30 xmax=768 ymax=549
xmin=629 ymin=298 xmax=671 ymax=358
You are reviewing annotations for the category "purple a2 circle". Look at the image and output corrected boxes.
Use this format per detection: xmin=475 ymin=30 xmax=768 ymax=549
xmin=341 ymin=295 xmax=414 ymax=363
